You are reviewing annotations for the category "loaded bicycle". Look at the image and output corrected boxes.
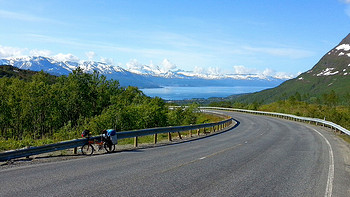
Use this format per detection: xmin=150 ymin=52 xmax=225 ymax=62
xmin=81 ymin=130 xmax=116 ymax=155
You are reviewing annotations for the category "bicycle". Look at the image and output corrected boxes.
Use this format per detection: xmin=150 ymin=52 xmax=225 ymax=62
xmin=81 ymin=136 xmax=115 ymax=155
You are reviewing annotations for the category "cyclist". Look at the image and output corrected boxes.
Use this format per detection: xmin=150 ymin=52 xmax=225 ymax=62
xmin=101 ymin=129 xmax=117 ymax=147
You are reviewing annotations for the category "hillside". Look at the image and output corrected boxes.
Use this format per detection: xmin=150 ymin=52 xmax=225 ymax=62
xmin=230 ymin=33 xmax=350 ymax=104
xmin=0 ymin=65 xmax=47 ymax=81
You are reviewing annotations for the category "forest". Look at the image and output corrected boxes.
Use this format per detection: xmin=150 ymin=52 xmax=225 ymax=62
xmin=0 ymin=68 xmax=202 ymax=150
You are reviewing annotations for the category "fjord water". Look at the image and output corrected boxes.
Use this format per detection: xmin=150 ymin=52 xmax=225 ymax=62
xmin=140 ymin=86 xmax=271 ymax=100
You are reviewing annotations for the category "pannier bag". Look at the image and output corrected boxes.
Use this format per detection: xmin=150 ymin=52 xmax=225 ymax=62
xmin=107 ymin=129 xmax=117 ymax=144
xmin=111 ymin=135 xmax=118 ymax=145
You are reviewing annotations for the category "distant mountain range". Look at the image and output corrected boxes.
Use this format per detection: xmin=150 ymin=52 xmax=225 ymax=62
xmin=0 ymin=56 xmax=285 ymax=88
xmin=231 ymin=33 xmax=350 ymax=104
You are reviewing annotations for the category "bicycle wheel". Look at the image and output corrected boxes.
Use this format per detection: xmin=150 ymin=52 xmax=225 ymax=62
xmin=104 ymin=142 xmax=115 ymax=153
xmin=81 ymin=144 xmax=94 ymax=155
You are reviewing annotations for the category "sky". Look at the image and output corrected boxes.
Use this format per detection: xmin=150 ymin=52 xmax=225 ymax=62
xmin=1 ymin=0 xmax=350 ymax=78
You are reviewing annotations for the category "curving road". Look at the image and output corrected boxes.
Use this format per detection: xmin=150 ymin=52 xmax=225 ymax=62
xmin=1 ymin=111 xmax=350 ymax=197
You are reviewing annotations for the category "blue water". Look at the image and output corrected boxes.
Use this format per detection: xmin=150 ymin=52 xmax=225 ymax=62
xmin=140 ymin=86 xmax=271 ymax=100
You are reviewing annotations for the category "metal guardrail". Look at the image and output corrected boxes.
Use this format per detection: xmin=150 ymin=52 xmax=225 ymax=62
xmin=200 ymin=107 xmax=350 ymax=136
xmin=0 ymin=114 xmax=234 ymax=162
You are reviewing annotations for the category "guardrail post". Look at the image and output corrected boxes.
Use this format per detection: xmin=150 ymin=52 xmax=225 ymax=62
xmin=73 ymin=147 xmax=77 ymax=154
xmin=168 ymin=132 xmax=172 ymax=141
xmin=178 ymin=132 xmax=182 ymax=139
xmin=154 ymin=134 xmax=157 ymax=144
xmin=189 ymin=130 xmax=192 ymax=137
xmin=197 ymin=129 xmax=200 ymax=136
xmin=134 ymin=137 xmax=138 ymax=147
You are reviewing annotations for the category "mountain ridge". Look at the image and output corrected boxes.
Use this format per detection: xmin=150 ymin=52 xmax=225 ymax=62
xmin=230 ymin=33 xmax=350 ymax=104
xmin=0 ymin=56 xmax=285 ymax=89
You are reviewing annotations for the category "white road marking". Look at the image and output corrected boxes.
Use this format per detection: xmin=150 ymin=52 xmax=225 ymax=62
xmin=309 ymin=127 xmax=334 ymax=197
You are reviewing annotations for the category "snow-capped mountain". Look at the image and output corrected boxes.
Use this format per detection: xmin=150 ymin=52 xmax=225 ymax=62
xmin=0 ymin=56 xmax=285 ymax=88
xmin=0 ymin=56 xmax=160 ymax=88
xmin=305 ymin=33 xmax=350 ymax=78
xmin=0 ymin=56 xmax=127 ymax=75
xmin=230 ymin=33 xmax=350 ymax=104
xmin=125 ymin=58 xmax=282 ymax=81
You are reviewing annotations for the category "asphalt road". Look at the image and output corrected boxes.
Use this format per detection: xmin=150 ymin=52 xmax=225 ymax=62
xmin=1 ymin=111 xmax=350 ymax=197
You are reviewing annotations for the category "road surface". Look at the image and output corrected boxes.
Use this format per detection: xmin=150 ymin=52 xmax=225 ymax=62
xmin=1 ymin=111 xmax=350 ymax=196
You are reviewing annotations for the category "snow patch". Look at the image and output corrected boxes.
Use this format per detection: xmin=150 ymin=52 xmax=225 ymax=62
xmin=317 ymin=68 xmax=339 ymax=76
xmin=336 ymin=44 xmax=350 ymax=51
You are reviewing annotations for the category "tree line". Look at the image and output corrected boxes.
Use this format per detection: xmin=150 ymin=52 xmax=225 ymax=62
xmin=208 ymin=90 xmax=350 ymax=131
xmin=0 ymin=68 xmax=200 ymax=145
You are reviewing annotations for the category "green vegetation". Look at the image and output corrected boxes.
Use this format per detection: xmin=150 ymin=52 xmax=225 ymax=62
xmin=0 ymin=67 xmax=217 ymax=151
xmin=0 ymin=65 xmax=56 ymax=81
xmin=208 ymin=91 xmax=350 ymax=137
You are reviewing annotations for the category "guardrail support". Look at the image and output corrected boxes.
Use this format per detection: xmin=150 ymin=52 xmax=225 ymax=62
xmin=178 ymin=132 xmax=182 ymax=139
xmin=168 ymin=132 xmax=172 ymax=141
xmin=154 ymin=134 xmax=157 ymax=144
xmin=134 ymin=137 xmax=138 ymax=147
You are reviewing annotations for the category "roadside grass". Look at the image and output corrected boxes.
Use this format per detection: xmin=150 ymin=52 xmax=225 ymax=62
xmin=0 ymin=113 xmax=226 ymax=151
xmin=338 ymin=134 xmax=350 ymax=144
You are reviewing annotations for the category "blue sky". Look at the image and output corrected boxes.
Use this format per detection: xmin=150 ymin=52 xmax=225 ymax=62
xmin=1 ymin=0 xmax=350 ymax=78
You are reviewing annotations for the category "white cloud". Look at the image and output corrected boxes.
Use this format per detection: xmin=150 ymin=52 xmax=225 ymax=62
xmin=29 ymin=49 xmax=52 ymax=57
xmin=0 ymin=45 xmax=53 ymax=59
xmin=193 ymin=66 xmax=205 ymax=74
xmin=232 ymin=65 xmax=294 ymax=79
xmin=160 ymin=59 xmax=177 ymax=72
xmin=100 ymin=57 xmax=114 ymax=65
xmin=53 ymin=53 xmax=79 ymax=62
xmin=0 ymin=45 xmax=25 ymax=58
xmin=208 ymin=67 xmax=221 ymax=75
xmin=262 ymin=68 xmax=275 ymax=76
xmin=126 ymin=59 xmax=141 ymax=70
xmin=274 ymin=72 xmax=295 ymax=79
xmin=85 ymin=51 xmax=96 ymax=60
xmin=233 ymin=65 xmax=258 ymax=74
xmin=340 ymin=0 xmax=350 ymax=4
